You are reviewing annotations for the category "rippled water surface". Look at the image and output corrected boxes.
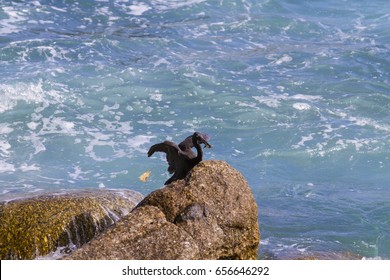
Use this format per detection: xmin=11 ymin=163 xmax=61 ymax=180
xmin=1 ymin=0 xmax=390 ymax=259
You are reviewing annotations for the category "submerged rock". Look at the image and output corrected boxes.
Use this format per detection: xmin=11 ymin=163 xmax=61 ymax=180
xmin=0 ymin=189 xmax=143 ymax=259
xmin=67 ymin=160 xmax=260 ymax=260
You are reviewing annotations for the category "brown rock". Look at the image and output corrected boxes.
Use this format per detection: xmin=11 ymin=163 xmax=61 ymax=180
xmin=66 ymin=205 xmax=200 ymax=260
xmin=67 ymin=160 xmax=260 ymax=260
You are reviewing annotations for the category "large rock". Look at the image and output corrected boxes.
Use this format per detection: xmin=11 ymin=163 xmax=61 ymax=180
xmin=67 ymin=160 xmax=260 ymax=260
xmin=0 ymin=189 xmax=143 ymax=259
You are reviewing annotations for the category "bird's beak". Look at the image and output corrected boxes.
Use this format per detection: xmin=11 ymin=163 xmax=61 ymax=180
xmin=203 ymin=141 xmax=212 ymax=148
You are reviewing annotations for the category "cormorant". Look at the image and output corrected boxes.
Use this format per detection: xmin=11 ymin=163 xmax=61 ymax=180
xmin=147 ymin=132 xmax=212 ymax=185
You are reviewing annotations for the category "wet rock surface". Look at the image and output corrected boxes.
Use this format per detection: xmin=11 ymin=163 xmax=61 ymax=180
xmin=0 ymin=189 xmax=143 ymax=259
xmin=67 ymin=160 xmax=260 ymax=260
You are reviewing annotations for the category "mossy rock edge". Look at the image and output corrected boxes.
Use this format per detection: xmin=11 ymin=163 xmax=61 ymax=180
xmin=0 ymin=189 xmax=144 ymax=259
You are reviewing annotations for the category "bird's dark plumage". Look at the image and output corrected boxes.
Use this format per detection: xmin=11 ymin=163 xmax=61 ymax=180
xmin=147 ymin=132 xmax=212 ymax=185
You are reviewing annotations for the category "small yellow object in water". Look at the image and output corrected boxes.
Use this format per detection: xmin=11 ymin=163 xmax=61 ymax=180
xmin=139 ymin=171 xmax=151 ymax=182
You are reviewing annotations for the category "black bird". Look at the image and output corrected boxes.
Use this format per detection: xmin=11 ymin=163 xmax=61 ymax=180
xmin=147 ymin=132 xmax=212 ymax=185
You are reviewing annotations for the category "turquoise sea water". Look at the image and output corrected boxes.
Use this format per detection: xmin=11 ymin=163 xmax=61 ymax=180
xmin=1 ymin=0 xmax=390 ymax=259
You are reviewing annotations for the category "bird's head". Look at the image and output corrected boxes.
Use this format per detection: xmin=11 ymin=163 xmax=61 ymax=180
xmin=193 ymin=132 xmax=212 ymax=148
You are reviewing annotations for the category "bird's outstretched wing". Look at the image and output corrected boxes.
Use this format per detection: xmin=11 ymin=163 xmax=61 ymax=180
xmin=147 ymin=141 xmax=180 ymax=174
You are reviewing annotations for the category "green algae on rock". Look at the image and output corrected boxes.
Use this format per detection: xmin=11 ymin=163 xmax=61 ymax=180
xmin=0 ymin=189 xmax=143 ymax=260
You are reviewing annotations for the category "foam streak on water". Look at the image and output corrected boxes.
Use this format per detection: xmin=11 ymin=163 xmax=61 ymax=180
xmin=1 ymin=0 xmax=390 ymax=259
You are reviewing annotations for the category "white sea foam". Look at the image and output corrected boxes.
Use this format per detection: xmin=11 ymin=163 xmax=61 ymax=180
xmin=40 ymin=117 xmax=77 ymax=135
xmin=29 ymin=134 xmax=46 ymax=155
xmin=0 ymin=81 xmax=63 ymax=113
xmin=252 ymin=94 xmax=286 ymax=108
xmin=328 ymin=109 xmax=390 ymax=132
xmin=292 ymin=133 xmax=315 ymax=149
xmin=35 ymin=46 xmax=70 ymax=62
xmin=233 ymin=149 xmax=245 ymax=156
xmin=150 ymin=93 xmax=163 ymax=102
xmin=85 ymin=131 xmax=116 ymax=162
xmin=0 ymin=123 xmax=14 ymax=134
xmin=27 ymin=188 xmax=44 ymax=193
xmin=291 ymin=94 xmax=323 ymax=101
xmin=77 ymin=113 xmax=95 ymax=123
xmin=293 ymin=102 xmax=311 ymax=111
xmin=103 ymin=103 xmax=120 ymax=112
xmin=51 ymin=6 xmax=67 ymax=13
xmin=151 ymin=0 xmax=206 ymax=11
xmin=235 ymin=100 xmax=258 ymax=109
xmin=0 ymin=161 xmax=15 ymax=173
xmin=0 ymin=6 xmax=27 ymax=35
xmin=98 ymin=119 xmax=133 ymax=134
xmin=128 ymin=2 xmax=151 ymax=16
xmin=83 ymin=125 xmax=153 ymax=161
xmin=272 ymin=54 xmax=293 ymax=65
xmin=253 ymin=93 xmax=322 ymax=109
xmin=1 ymin=189 xmax=10 ymax=195
xmin=145 ymin=106 xmax=153 ymax=113
xmin=69 ymin=166 xmax=83 ymax=180
xmin=127 ymin=135 xmax=155 ymax=153
xmin=336 ymin=138 xmax=379 ymax=152
xmin=0 ymin=140 xmax=12 ymax=156
xmin=20 ymin=163 xmax=40 ymax=172
xmin=109 ymin=170 xmax=128 ymax=179
xmin=138 ymin=119 xmax=175 ymax=127
xmin=27 ymin=122 xmax=40 ymax=131
xmin=348 ymin=116 xmax=390 ymax=132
